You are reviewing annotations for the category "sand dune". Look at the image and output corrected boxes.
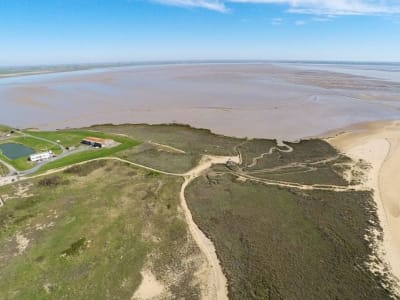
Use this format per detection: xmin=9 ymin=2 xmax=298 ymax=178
xmin=328 ymin=121 xmax=400 ymax=293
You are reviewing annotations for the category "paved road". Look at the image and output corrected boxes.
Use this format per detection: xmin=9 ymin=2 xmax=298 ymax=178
xmin=0 ymin=131 xmax=88 ymax=178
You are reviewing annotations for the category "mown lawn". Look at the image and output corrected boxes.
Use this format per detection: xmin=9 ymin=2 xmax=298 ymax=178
xmin=0 ymin=136 xmax=62 ymax=171
xmin=35 ymin=134 xmax=140 ymax=174
xmin=24 ymin=130 xmax=123 ymax=148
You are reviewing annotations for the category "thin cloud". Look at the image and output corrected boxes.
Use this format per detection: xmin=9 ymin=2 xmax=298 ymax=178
xmin=153 ymin=0 xmax=228 ymax=12
xmin=271 ymin=17 xmax=284 ymax=25
xmin=151 ymin=0 xmax=400 ymax=15
xmin=295 ymin=20 xmax=306 ymax=25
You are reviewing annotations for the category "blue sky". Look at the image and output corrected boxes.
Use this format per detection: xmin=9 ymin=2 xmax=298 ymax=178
xmin=0 ymin=0 xmax=399 ymax=65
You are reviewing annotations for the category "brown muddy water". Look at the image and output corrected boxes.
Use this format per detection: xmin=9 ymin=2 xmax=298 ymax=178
xmin=1 ymin=63 xmax=400 ymax=140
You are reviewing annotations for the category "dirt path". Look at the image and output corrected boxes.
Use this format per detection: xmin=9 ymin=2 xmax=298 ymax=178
xmin=247 ymin=140 xmax=293 ymax=168
xmin=148 ymin=141 xmax=186 ymax=154
xmin=180 ymin=155 xmax=240 ymax=300
xmin=12 ymin=155 xmax=238 ymax=299
xmin=2 ymin=149 xmax=362 ymax=298
xmin=231 ymin=171 xmax=364 ymax=192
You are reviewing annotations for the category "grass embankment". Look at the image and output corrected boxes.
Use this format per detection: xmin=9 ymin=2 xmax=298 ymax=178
xmin=0 ymin=160 xmax=202 ymax=299
xmin=0 ymin=136 xmax=63 ymax=171
xmin=186 ymin=173 xmax=392 ymax=299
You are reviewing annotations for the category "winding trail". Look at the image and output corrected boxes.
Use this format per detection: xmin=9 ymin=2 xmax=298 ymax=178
xmin=5 ymin=154 xmax=237 ymax=300
xmin=246 ymin=140 xmax=293 ymax=168
xmin=178 ymin=155 xmax=239 ymax=300
xmin=0 ymin=142 xmax=363 ymax=299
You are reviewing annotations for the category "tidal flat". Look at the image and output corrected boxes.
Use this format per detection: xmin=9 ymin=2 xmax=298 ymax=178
xmin=1 ymin=63 xmax=400 ymax=140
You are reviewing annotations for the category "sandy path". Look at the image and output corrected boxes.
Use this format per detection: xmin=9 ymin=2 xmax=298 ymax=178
xmin=148 ymin=141 xmax=186 ymax=154
xmin=10 ymin=154 xmax=237 ymax=299
xmin=180 ymin=155 xmax=239 ymax=300
xmin=328 ymin=120 xmax=400 ymax=293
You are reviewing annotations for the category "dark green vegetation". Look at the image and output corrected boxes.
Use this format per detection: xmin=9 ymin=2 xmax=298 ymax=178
xmin=236 ymin=139 xmax=352 ymax=186
xmin=118 ymin=142 xmax=198 ymax=174
xmin=0 ymin=160 xmax=202 ymax=299
xmin=0 ymin=124 xmax=392 ymax=299
xmin=0 ymin=162 xmax=8 ymax=176
xmin=186 ymin=174 xmax=391 ymax=299
xmin=91 ymin=124 xmax=243 ymax=173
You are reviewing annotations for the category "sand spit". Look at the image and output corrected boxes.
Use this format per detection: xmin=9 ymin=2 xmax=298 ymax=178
xmin=328 ymin=120 xmax=400 ymax=294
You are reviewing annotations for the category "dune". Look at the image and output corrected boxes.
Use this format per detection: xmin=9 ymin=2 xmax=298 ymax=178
xmin=328 ymin=120 xmax=400 ymax=294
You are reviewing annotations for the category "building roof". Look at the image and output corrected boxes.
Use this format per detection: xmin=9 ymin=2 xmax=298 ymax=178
xmin=82 ymin=136 xmax=108 ymax=144
xmin=29 ymin=151 xmax=53 ymax=158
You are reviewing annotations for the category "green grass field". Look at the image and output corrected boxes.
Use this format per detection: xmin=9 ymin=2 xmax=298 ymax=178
xmin=0 ymin=136 xmax=62 ymax=171
xmin=0 ymin=130 xmax=140 ymax=173
xmin=36 ymin=134 xmax=139 ymax=174
xmin=24 ymin=129 xmax=120 ymax=148
xmin=0 ymin=160 xmax=202 ymax=299
xmin=0 ymin=125 xmax=11 ymax=134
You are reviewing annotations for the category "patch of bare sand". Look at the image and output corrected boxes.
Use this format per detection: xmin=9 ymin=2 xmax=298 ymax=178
xmin=131 ymin=270 xmax=165 ymax=300
xmin=328 ymin=120 xmax=400 ymax=294
xmin=15 ymin=233 xmax=29 ymax=255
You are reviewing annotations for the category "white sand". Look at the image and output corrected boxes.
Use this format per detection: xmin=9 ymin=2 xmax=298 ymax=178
xmin=328 ymin=121 xmax=400 ymax=293
xmin=131 ymin=270 xmax=165 ymax=300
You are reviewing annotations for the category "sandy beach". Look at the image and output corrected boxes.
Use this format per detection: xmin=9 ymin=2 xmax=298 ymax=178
xmin=328 ymin=120 xmax=400 ymax=292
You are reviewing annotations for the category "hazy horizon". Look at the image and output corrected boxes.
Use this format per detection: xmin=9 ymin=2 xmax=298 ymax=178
xmin=1 ymin=1 xmax=400 ymax=65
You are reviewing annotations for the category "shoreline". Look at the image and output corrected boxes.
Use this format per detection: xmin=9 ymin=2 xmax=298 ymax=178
xmin=327 ymin=120 xmax=400 ymax=294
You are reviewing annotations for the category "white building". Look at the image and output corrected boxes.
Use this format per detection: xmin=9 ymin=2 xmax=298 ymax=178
xmin=29 ymin=151 xmax=54 ymax=162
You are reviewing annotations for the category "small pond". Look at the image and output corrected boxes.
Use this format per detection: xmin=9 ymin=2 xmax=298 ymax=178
xmin=0 ymin=143 xmax=35 ymax=160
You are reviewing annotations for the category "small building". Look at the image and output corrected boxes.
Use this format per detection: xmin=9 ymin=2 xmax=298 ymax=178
xmin=81 ymin=137 xmax=114 ymax=148
xmin=29 ymin=151 xmax=54 ymax=162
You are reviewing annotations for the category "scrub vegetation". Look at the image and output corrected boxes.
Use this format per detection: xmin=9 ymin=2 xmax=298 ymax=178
xmin=0 ymin=162 xmax=8 ymax=176
xmin=0 ymin=160 xmax=202 ymax=299
xmin=186 ymin=173 xmax=392 ymax=299
xmin=0 ymin=124 xmax=395 ymax=299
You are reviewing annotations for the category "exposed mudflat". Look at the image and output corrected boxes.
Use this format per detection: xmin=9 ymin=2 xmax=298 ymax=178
xmin=1 ymin=63 xmax=400 ymax=141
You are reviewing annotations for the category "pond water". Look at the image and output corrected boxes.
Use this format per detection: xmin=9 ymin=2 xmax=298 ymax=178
xmin=0 ymin=143 xmax=34 ymax=160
